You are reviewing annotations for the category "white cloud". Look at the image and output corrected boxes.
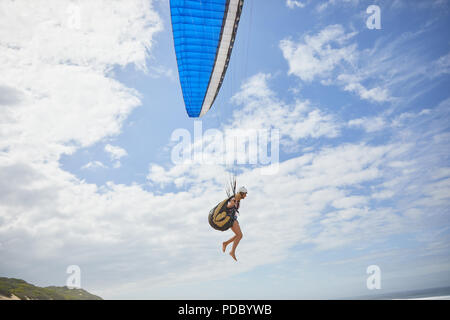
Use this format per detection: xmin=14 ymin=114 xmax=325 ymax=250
xmin=280 ymin=25 xmax=358 ymax=82
xmin=0 ymin=0 xmax=163 ymax=163
xmin=0 ymin=0 xmax=162 ymax=71
xmin=0 ymin=0 xmax=165 ymax=295
xmin=316 ymin=0 xmax=360 ymax=12
xmin=431 ymin=52 xmax=450 ymax=77
xmin=332 ymin=196 xmax=368 ymax=209
xmin=279 ymin=24 xmax=398 ymax=103
xmin=230 ymin=73 xmax=341 ymax=149
xmin=81 ymin=161 xmax=107 ymax=170
xmin=391 ymin=109 xmax=432 ymax=127
xmin=348 ymin=107 xmax=433 ymax=134
xmin=286 ymin=0 xmax=307 ymax=9
xmin=104 ymin=144 xmax=128 ymax=168
xmin=348 ymin=116 xmax=386 ymax=132
xmin=338 ymin=74 xmax=392 ymax=103
xmin=281 ymin=24 xmax=450 ymax=105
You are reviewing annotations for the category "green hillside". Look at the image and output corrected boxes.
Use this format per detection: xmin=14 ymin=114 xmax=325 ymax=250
xmin=0 ymin=277 xmax=102 ymax=300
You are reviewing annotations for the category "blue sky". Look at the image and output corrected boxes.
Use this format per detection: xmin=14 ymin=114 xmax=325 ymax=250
xmin=0 ymin=0 xmax=449 ymax=299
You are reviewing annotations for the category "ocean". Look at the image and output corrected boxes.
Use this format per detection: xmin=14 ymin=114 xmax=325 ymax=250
xmin=346 ymin=286 xmax=450 ymax=300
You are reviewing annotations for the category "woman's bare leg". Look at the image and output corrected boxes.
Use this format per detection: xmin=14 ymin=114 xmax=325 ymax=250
xmin=228 ymin=221 xmax=242 ymax=261
xmin=222 ymin=221 xmax=237 ymax=252
xmin=222 ymin=233 xmax=235 ymax=251
xmin=222 ymin=236 xmax=235 ymax=252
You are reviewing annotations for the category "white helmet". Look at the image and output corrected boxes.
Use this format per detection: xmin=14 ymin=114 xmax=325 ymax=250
xmin=238 ymin=186 xmax=248 ymax=194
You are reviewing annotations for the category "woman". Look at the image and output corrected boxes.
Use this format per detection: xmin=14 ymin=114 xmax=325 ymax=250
xmin=221 ymin=187 xmax=247 ymax=261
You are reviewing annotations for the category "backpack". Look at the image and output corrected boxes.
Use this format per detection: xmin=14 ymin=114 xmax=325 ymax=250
xmin=208 ymin=197 xmax=235 ymax=231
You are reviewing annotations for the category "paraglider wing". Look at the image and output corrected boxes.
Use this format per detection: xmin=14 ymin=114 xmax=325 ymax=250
xmin=170 ymin=0 xmax=244 ymax=117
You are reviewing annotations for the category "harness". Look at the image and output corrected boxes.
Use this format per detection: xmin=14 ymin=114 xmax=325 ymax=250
xmin=208 ymin=196 xmax=237 ymax=231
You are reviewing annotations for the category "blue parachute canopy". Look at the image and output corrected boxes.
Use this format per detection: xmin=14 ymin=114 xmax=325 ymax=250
xmin=170 ymin=0 xmax=244 ymax=117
